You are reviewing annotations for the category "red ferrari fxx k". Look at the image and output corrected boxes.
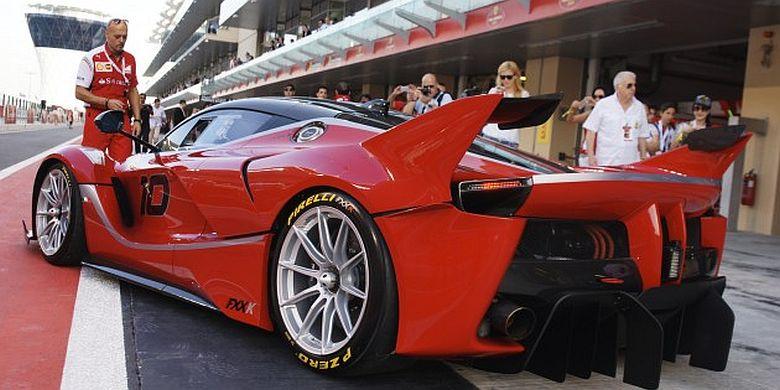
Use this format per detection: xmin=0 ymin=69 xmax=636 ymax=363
xmin=26 ymin=94 xmax=749 ymax=389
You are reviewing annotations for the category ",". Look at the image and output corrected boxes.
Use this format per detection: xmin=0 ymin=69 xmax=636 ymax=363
xmin=24 ymin=94 xmax=749 ymax=389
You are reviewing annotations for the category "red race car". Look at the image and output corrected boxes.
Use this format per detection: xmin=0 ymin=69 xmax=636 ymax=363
xmin=25 ymin=94 xmax=749 ymax=389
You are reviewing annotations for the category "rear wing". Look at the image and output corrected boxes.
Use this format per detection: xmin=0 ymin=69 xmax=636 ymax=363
xmin=638 ymin=126 xmax=751 ymax=179
xmin=492 ymin=93 xmax=563 ymax=129
xmin=362 ymin=93 xmax=561 ymax=206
